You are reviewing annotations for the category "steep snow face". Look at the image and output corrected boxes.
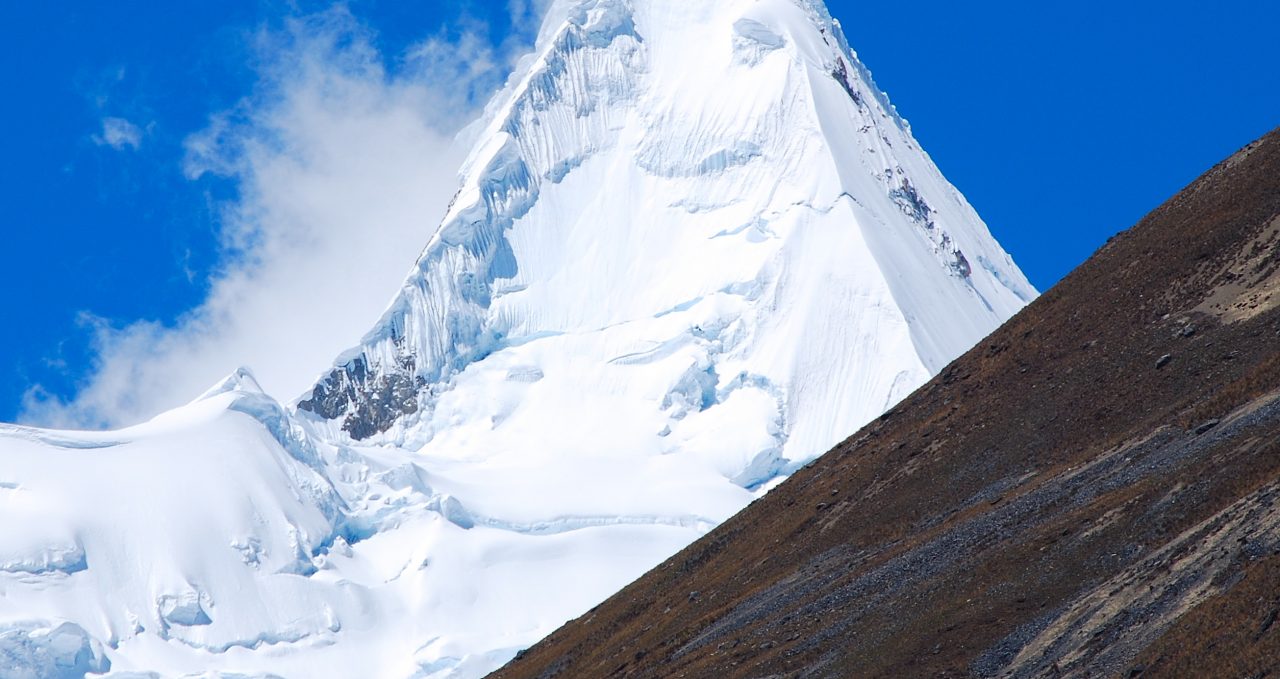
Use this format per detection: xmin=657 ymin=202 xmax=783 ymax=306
xmin=0 ymin=1 xmax=1035 ymax=677
xmin=300 ymin=0 xmax=1033 ymax=467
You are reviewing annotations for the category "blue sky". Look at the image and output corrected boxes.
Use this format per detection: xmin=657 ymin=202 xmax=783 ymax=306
xmin=1 ymin=0 xmax=1277 ymax=426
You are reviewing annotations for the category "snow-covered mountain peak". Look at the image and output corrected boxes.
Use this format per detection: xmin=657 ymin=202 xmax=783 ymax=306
xmin=299 ymin=0 xmax=1033 ymax=452
xmin=1 ymin=1 xmax=1035 ymax=677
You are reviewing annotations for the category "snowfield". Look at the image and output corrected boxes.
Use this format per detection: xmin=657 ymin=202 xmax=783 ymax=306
xmin=1 ymin=372 xmax=706 ymax=678
xmin=0 ymin=0 xmax=1034 ymax=677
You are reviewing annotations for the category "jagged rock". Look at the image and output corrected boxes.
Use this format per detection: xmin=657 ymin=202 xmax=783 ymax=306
xmin=298 ymin=354 xmax=424 ymax=440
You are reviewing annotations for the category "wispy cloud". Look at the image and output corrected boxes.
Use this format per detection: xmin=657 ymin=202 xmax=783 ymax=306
xmin=93 ymin=116 xmax=144 ymax=150
xmin=23 ymin=4 xmax=543 ymax=429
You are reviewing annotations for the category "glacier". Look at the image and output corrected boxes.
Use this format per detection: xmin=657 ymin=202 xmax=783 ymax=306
xmin=0 ymin=0 xmax=1035 ymax=677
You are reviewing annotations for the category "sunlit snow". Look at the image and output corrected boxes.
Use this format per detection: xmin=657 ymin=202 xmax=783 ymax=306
xmin=0 ymin=0 xmax=1034 ymax=677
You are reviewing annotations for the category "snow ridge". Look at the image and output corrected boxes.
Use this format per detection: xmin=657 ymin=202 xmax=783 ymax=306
xmin=298 ymin=2 xmax=645 ymax=440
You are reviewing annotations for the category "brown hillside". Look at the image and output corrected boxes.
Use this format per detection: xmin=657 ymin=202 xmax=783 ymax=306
xmin=495 ymin=126 xmax=1280 ymax=678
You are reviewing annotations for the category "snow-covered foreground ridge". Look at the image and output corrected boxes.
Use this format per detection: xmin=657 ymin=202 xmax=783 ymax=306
xmin=0 ymin=0 xmax=1034 ymax=677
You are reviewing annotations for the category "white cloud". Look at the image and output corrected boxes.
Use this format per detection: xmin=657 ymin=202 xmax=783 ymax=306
xmin=23 ymin=5 xmax=541 ymax=429
xmin=94 ymin=116 xmax=143 ymax=150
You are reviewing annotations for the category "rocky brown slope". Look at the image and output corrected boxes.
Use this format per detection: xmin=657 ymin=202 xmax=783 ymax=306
xmin=494 ymin=127 xmax=1280 ymax=678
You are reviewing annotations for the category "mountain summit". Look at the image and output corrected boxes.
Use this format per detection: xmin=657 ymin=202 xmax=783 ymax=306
xmin=0 ymin=1 xmax=1031 ymax=677
xmin=297 ymin=0 xmax=1032 ymax=465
